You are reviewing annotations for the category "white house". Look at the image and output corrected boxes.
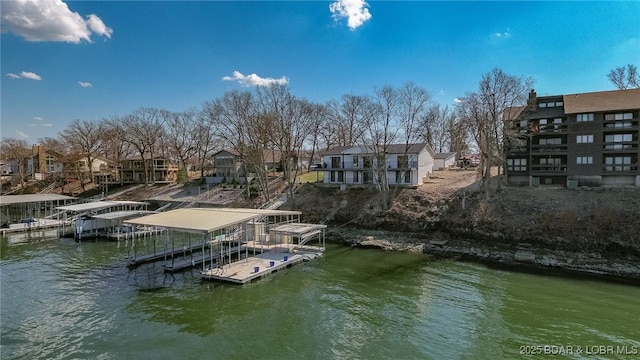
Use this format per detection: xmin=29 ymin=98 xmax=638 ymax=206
xmin=433 ymin=152 xmax=457 ymax=170
xmin=320 ymin=143 xmax=435 ymax=186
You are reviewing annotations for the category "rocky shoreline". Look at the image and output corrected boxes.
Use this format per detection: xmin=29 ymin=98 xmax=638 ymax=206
xmin=328 ymin=228 xmax=640 ymax=286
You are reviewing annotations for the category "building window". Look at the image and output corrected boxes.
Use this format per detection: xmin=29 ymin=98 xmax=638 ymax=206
xmin=363 ymin=156 xmax=372 ymax=168
xmin=556 ymin=102 xmax=564 ymax=107
xmin=539 ymin=138 xmax=562 ymax=145
xmin=353 ymin=171 xmax=359 ymax=183
xmin=576 ymin=156 xmax=593 ymax=165
xmin=507 ymin=158 xmax=527 ymax=172
xmin=576 ymin=113 xmax=594 ymax=122
xmin=330 ymin=171 xmax=344 ymax=182
xmin=397 ymin=155 xmax=409 ymax=168
xmin=352 ymin=156 xmax=359 ymax=168
xmin=605 ymin=156 xmax=632 ymax=171
xmin=605 ymin=113 xmax=633 ymax=121
xmin=604 ymin=134 xmax=633 ymax=149
xmin=395 ymin=170 xmax=411 ymax=183
xmin=539 ymin=119 xmax=547 ymax=126
xmin=576 ymin=135 xmax=594 ymax=143
xmin=331 ymin=157 xmax=341 ymax=168
xmin=539 ymin=103 xmax=547 ymax=108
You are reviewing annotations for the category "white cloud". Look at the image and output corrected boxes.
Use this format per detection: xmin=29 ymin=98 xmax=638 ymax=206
xmin=78 ymin=81 xmax=93 ymax=87
xmin=492 ymin=29 xmax=511 ymax=39
xmin=5 ymin=71 xmax=42 ymax=80
xmin=1 ymin=0 xmax=113 ymax=43
xmin=26 ymin=124 xmax=37 ymax=127
xmin=20 ymin=71 xmax=42 ymax=80
xmin=330 ymin=0 xmax=372 ymax=30
xmin=34 ymin=116 xmax=43 ymax=121
xmin=86 ymin=14 xmax=113 ymax=39
xmin=222 ymin=71 xmax=288 ymax=87
xmin=41 ymin=123 xmax=53 ymax=127
xmin=15 ymin=130 xmax=29 ymax=138
xmin=439 ymin=89 xmax=446 ymax=96
xmin=454 ymin=98 xmax=463 ymax=104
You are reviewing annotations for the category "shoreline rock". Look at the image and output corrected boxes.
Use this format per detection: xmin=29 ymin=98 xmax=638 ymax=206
xmin=329 ymin=228 xmax=640 ymax=286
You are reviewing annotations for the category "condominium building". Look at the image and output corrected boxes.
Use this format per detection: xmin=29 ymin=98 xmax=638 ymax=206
xmin=505 ymin=88 xmax=640 ymax=187
xmin=320 ymin=143 xmax=436 ymax=186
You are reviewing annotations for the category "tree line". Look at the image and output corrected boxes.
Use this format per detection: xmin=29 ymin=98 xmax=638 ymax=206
xmin=2 ymin=64 xmax=636 ymax=207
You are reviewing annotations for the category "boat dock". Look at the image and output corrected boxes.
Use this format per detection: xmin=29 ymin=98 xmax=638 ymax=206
xmin=124 ymin=208 xmax=327 ymax=283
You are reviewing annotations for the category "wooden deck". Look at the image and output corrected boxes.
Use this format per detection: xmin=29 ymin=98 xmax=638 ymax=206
xmin=200 ymin=248 xmax=323 ymax=284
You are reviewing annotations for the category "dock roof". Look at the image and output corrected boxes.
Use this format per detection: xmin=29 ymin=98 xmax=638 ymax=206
xmin=91 ymin=210 xmax=156 ymax=220
xmin=56 ymin=200 xmax=148 ymax=212
xmin=124 ymin=208 xmax=301 ymax=234
xmin=0 ymin=194 xmax=75 ymax=206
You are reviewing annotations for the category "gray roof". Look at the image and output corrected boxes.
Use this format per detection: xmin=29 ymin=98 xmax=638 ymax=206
xmin=0 ymin=194 xmax=75 ymax=206
xmin=434 ymin=152 xmax=457 ymax=160
xmin=320 ymin=146 xmax=352 ymax=156
xmin=523 ymin=106 xmax=566 ymax=120
xmin=322 ymin=143 xmax=433 ymax=156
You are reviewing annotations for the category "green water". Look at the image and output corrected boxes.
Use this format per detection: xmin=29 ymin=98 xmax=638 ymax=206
xmin=1 ymin=236 xmax=639 ymax=359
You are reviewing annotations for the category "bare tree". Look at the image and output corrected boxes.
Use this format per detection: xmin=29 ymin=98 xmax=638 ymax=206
xmin=162 ymin=109 xmax=198 ymax=183
xmin=457 ymin=68 xmax=534 ymax=197
xmin=424 ymin=103 xmax=456 ymax=153
xmin=99 ymin=116 xmax=135 ymax=184
xmin=304 ymin=102 xmax=326 ymax=171
xmin=607 ymin=64 xmax=640 ymax=90
xmin=194 ymin=108 xmax=222 ymax=178
xmin=59 ymin=119 xmax=104 ymax=191
xmin=256 ymin=84 xmax=320 ymax=205
xmin=0 ymin=138 xmax=30 ymax=193
xmin=120 ymin=108 xmax=166 ymax=185
xmin=205 ymin=90 xmax=271 ymax=200
xmin=362 ymin=85 xmax=401 ymax=210
xmin=324 ymin=94 xmax=369 ymax=148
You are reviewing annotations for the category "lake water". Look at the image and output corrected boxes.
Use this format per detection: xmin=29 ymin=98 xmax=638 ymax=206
xmin=1 ymin=236 xmax=639 ymax=359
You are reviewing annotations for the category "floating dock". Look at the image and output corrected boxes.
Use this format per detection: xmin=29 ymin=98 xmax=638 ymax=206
xmin=201 ymin=251 xmax=308 ymax=284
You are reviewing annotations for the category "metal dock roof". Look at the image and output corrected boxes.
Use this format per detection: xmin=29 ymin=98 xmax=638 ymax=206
xmin=124 ymin=208 xmax=301 ymax=234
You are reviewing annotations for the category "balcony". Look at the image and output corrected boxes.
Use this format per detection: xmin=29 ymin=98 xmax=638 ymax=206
xmin=530 ymin=123 xmax=567 ymax=134
xmin=530 ymin=165 xmax=567 ymax=174
xmin=602 ymin=142 xmax=638 ymax=153
xmin=602 ymin=164 xmax=639 ymax=173
xmin=530 ymin=144 xmax=568 ymax=153
xmin=603 ymin=121 xmax=639 ymax=131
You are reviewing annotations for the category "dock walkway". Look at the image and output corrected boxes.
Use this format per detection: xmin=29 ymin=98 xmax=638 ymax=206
xmin=200 ymin=248 xmax=323 ymax=284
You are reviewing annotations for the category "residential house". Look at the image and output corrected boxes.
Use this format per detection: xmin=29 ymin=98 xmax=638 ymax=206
xmin=212 ymin=149 xmax=243 ymax=179
xmin=0 ymin=160 xmax=18 ymax=176
xmin=25 ymin=145 xmax=64 ymax=180
xmin=211 ymin=148 xmax=293 ymax=183
xmin=434 ymin=152 xmax=457 ymax=170
xmin=505 ymin=88 xmax=640 ymax=187
xmin=320 ymin=143 xmax=435 ymax=186
xmin=119 ymin=156 xmax=179 ymax=184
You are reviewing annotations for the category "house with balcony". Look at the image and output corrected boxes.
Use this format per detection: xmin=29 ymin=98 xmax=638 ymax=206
xmin=505 ymin=88 xmax=640 ymax=187
xmin=320 ymin=143 xmax=435 ymax=187
xmin=119 ymin=156 xmax=179 ymax=184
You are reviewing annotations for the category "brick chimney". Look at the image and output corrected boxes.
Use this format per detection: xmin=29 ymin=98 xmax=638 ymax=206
xmin=527 ymin=89 xmax=537 ymax=107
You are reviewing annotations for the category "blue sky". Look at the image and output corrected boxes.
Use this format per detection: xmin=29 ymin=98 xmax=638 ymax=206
xmin=2 ymin=0 xmax=639 ymax=142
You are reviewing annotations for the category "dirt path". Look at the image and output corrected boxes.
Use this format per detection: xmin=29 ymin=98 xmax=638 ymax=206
xmin=416 ymin=169 xmax=480 ymax=202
